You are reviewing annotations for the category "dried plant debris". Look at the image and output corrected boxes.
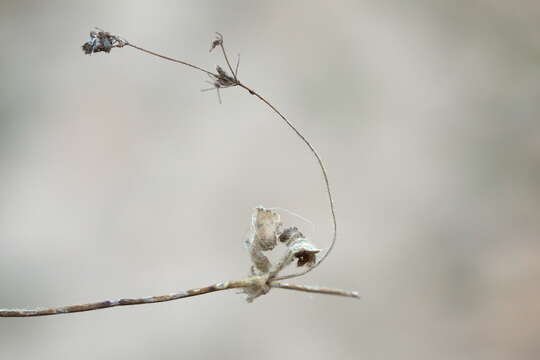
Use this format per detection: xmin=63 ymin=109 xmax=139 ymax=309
xmin=243 ymin=207 xmax=321 ymax=301
xmin=214 ymin=65 xmax=237 ymax=87
xmin=252 ymin=207 xmax=282 ymax=251
xmin=245 ymin=207 xmax=281 ymax=274
xmin=82 ymin=29 xmax=127 ymax=55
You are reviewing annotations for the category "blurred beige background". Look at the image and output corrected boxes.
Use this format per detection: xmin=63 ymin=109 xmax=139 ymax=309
xmin=1 ymin=1 xmax=539 ymax=359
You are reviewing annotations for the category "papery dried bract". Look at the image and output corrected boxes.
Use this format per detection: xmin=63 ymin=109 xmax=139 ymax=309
xmin=288 ymin=237 xmax=320 ymax=267
xmin=245 ymin=207 xmax=282 ymax=275
xmin=279 ymin=226 xmax=304 ymax=244
xmin=252 ymin=207 xmax=282 ymax=251
xmin=248 ymin=245 xmax=271 ymax=273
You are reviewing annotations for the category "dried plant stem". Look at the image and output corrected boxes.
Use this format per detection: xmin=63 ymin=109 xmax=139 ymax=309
xmin=0 ymin=280 xmax=244 ymax=317
xmin=218 ymin=41 xmax=237 ymax=80
xmin=270 ymin=282 xmax=360 ymax=299
xmin=216 ymin=39 xmax=337 ymax=280
xmin=126 ymin=43 xmax=215 ymax=77
xmin=122 ymin=41 xmax=337 ymax=280
xmin=0 ymin=278 xmax=358 ymax=317
xmin=0 ymin=33 xmax=356 ymax=319
xmin=236 ymin=83 xmax=337 ymax=280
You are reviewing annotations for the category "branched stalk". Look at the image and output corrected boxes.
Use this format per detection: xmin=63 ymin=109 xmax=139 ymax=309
xmin=0 ymin=30 xmax=357 ymax=318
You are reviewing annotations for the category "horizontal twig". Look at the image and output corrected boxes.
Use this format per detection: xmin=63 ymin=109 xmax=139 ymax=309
xmin=0 ymin=278 xmax=359 ymax=317
xmin=0 ymin=279 xmax=248 ymax=317
xmin=270 ymin=282 xmax=360 ymax=299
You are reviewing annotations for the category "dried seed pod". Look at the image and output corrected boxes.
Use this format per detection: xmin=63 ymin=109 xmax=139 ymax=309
xmin=288 ymin=238 xmax=320 ymax=267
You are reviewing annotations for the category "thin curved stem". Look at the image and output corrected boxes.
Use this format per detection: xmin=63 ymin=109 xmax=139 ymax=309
xmin=218 ymin=41 xmax=237 ymax=81
xmin=104 ymin=35 xmax=337 ymax=280
xmin=118 ymin=41 xmax=338 ymax=280
xmin=237 ymin=82 xmax=337 ymax=280
xmin=126 ymin=43 xmax=216 ymax=77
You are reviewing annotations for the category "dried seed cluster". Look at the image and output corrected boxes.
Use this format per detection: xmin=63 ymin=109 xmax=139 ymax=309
xmin=244 ymin=207 xmax=320 ymax=301
xmin=82 ymin=29 xmax=127 ymax=55
xmin=213 ymin=65 xmax=237 ymax=88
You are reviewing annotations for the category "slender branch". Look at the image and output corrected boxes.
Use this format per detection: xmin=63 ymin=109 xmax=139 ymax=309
xmin=0 ymin=279 xmax=251 ymax=317
xmin=218 ymin=41 xmax=237 ymax=81
xmin=126 ymin=43 xmax=216 ymax=77
xmin=0 ymin=278 xmax=358 ymax=317
xmin=235 ymin=53 xmax=240 ymax=78
xmin=270 ymin=282 xmax=360 ymax=299
xmin=237 ymin=83 xmax=337 ymax=280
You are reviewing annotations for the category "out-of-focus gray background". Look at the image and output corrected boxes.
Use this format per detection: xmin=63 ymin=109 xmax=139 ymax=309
xmin=1 ymin=1 xmax=539 ymax=359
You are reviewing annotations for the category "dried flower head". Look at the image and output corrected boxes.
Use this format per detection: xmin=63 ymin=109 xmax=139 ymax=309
xmin=288 ymin=238 xmax=320 ymax=267
xmin=295 ymin=248 xmax=319 ymax=267
xmin=245 ymin=207 xmax=321 ymax=276
xmin=201 ymin=65 xmax=238 ymax=104
xmin=209 ymin=32 xmax=223 ymax=52
xmin=214 ymin=65 xmax=237 ymax=88
xmin=82 ymin=29 xmax=127 ymax=55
